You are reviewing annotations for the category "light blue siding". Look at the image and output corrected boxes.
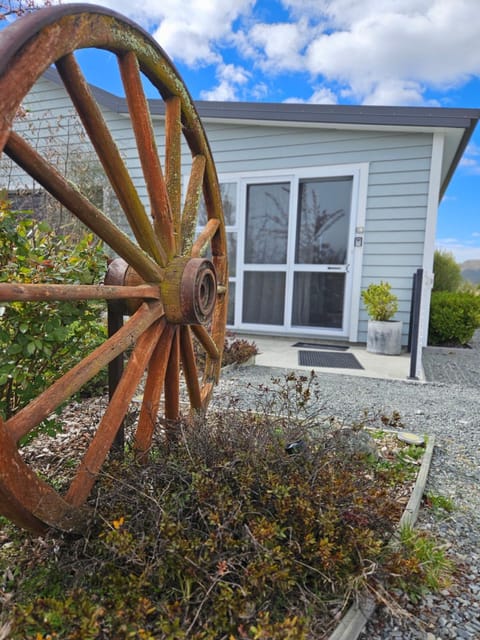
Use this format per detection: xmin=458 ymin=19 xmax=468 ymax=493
xmin=203 ymin=121 xmax=432 ymax=343
xmin=1 ymin=74 xmax=437 ymax=346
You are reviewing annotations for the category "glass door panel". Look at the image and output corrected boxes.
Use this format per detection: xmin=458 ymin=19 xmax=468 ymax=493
xmin=292 ymin=177 xmax=352 ymax=330
xmin=245 ymin=182 xmax=290 ymax=264
xmin=292 ymin=273 xmax=345 ymax=328
xmin=295 ymin=177 xmax=352 ymax=265
xmin=242 ymin=272 xmax=286 ymax=325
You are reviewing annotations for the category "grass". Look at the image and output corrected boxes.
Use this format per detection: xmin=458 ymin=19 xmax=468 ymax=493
xmin=0 ymin=373 xmax=453 ymax=639
xmin=424 ymin=492 xmax=455 ymax=514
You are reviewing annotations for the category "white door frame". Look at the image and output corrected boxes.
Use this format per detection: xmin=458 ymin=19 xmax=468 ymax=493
xmin=222 ymin=163 xmax=369 ymax=341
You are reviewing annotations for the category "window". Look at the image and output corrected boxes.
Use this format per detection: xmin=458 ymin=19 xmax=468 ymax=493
xmin=197 ymin=182 xmax=237 ymax=324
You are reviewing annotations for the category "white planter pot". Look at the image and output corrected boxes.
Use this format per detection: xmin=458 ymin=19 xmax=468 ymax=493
xmin=367 ymin=320 xmax=403 ymax=355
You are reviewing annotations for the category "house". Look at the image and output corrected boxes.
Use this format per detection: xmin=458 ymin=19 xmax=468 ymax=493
xmin=3 ymin=67 xmax=479 ymax=378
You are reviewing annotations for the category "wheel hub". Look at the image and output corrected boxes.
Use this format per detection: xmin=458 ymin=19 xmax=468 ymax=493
xmin=105 ymin=257 xmax=217 ymax=325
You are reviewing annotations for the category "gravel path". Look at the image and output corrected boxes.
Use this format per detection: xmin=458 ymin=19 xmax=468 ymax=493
xmin=215 ymin=334 xmax=480 ymax=640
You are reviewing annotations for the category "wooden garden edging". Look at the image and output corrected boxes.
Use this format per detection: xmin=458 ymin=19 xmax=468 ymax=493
xmin=328 ymin=434 xmax=435 ymax=640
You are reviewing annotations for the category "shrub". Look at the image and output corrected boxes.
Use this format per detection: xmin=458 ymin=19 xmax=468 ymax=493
xmin=0 ymin=199 xmax=107 ymax=423
xmin=222 ymin=332 xmax=258 ymax=366
xmin=361 ymin=281 xmax=398 ymax=321
xmin=428 ymin=291 xmax=480 ymax=345
xmin=1 ymin=375 xmax=447 ymax=638
xmin=432 ymin=250 xmax=462 ymax=292
xmin=193 ymin=330 xmax=258 ymax=369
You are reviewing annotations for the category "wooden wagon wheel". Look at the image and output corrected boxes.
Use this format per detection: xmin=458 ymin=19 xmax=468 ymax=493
xmin=0 ymin=4 xmax=228 ymax=534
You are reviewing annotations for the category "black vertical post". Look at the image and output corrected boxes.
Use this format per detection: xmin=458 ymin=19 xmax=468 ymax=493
xmin=108 ymin=301 xmax=125 ymax=454
xmin=408 ymin=268 xmax=423 ymax=380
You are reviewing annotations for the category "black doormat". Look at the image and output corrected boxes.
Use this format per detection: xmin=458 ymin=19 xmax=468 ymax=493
xmin=292 ymin=342 xmax=348 ymax=351
xmin=299 ymin=350 xmax=364 ymax=369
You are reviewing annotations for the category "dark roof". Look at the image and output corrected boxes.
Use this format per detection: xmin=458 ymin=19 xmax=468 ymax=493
xmin=193 ymin=101 xmax=480 ymax=130
xmin=42 ymin=67 xmax=479 ymax=198
xmin=43 ymin=67 xmax=479 ymax=129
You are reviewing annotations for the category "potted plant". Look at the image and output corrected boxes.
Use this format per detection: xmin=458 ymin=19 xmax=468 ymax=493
xmin=361 ymin=281 xmax=403 ymax=355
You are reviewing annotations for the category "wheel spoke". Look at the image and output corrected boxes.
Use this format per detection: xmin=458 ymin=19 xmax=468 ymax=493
xmin=192 ymin=219 xmax=220 ymax=257
xmin=65 ymin=319 xmax=165 ymax=507
xmin=5 ymin=132 xmax=163 ymax=283
xmin=201 ymin=381 xmax=215 ymax=407
xmin=165 ymin=96 xmax=182 ymax=253
xmin=119 ymin=51 xmax=175 ymax=258
xmin=164 ymin=328 xmax=180 ymax=424
xmin=6 ymin=301 xmax=165 ymax=443
xmin=179 ymin=326 xmax=202 ymax=411
xmin=134 ymin=322 xmax=175 ymax=460
xmin=55 ymin=53 xmax=166 ymax=266
xmin=191 ymin=324 xmax=220 ymax=361
xmin=181 ymin=154 xmax=206 ymax=255
xmin=208 ymin=255 xmax=229 ymax=384
xmin=0 ymin=282 xmax=160 ymax=303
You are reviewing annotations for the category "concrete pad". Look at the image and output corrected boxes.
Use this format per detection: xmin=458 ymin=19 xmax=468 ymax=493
xmin=248 ymin=335 xmax=416 ymax=381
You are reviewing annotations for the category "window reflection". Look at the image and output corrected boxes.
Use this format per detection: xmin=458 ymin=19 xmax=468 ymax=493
xmin=198 ymin=182 xmax=237 ymax=226
xmin=242 ymin=272 xmax=285 ymax=325
xmin=245 ymin=183 xmax=290 ymax=264
xmin=295 ymin=177 xmax=352 ymax=265
xmin=292 ymin=273 xmax=345 ymax=328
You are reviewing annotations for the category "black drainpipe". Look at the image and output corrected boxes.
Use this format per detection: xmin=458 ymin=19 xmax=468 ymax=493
xmin=408 ymin=268 xmax=423 ymax=380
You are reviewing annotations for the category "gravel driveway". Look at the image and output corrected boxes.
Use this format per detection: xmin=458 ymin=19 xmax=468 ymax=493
xmin=215 ymin=333 xmax=480 ymax=640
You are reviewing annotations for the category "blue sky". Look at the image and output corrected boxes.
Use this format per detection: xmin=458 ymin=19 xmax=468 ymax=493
xmin=14 ymin=0 xmax=480 ymax=263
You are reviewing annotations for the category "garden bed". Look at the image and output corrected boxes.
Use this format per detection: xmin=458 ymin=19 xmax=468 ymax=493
xmin=0 ymin=375 xmax=447 ymax=640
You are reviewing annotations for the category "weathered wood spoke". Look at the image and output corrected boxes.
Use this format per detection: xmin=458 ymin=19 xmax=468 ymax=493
xmin=0 ymin=4 xmax=227 ymax=533
xmin=134 ymin=321 xmax=175 ymax=460
xmin=191 ymin=324 xmax=220 ymax=361
xmin=5 ymin=132 xmax=163 ymax=283
xmin=179 ymin=325 xmax=203 ymax=411
xmin=56 ymin=53 xmax=167 ymax=267
xmin=181 ymin=154 xmax=206 ymax=255
xmin=119 ymin=51 xmax=175 ymax=259
xmin=0 ymin=282 xmax=160 ymax=303
xmin=65 ymin=319 xmax=166 ymax=507
xmin=6 ymin=302 xmax=165 ymax=443
xmin=164 ymin=329 xmax=180 ymax=424
xmin=165 ymin=96 xmax=182 ymax=253
xmin=192 ymin=219 xmax=220 ymax=257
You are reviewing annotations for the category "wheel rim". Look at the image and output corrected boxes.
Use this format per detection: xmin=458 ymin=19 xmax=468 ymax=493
xmin=0 ymin=5 xmax=228 ymax=533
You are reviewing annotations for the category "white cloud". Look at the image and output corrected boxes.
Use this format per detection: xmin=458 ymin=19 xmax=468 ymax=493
xmin=239 ymin=0 xmax=480 ymax=105
xmin=436 ymin=238 xmax=480 ymax=263
xmin=284 ymin=86 xmax=338 ymax=105
xmin=460 ymin=143 xmax=480 ymax=174
xmin=200 ymin=63 xmax=250 ymax=101
xmin=62 ymin=0 xmax=254 ymax=66
xmin=302 ymin=1 xmax=480 ymax=104
xmin=246 ymin=18 xmax=312 ymax=72
xmin=58 ymin=0 xmax=480 ymax=106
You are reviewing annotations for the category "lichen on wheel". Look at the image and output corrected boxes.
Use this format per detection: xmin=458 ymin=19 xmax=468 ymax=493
xmin=0 ymin=4 xmax=228 ymax=534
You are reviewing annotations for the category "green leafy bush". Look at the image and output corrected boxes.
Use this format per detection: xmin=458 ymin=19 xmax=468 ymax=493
xmin=361 ymin=281 xmax=398 ymax=321
xmin=428 ymin=291 xmax=480 ymax=345
xmin=0 ymin=198 xmax=107 ymax=422
xmin=432 ymin=250 xmax=462 ymax=292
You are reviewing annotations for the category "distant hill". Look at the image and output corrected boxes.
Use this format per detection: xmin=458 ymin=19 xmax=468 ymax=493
xmin=461 ymin=260 xmax=480 ymax=284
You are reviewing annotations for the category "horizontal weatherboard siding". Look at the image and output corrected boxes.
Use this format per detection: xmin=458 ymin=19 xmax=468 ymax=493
xmin=2 ymin=72 xmax=448 ymax=347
